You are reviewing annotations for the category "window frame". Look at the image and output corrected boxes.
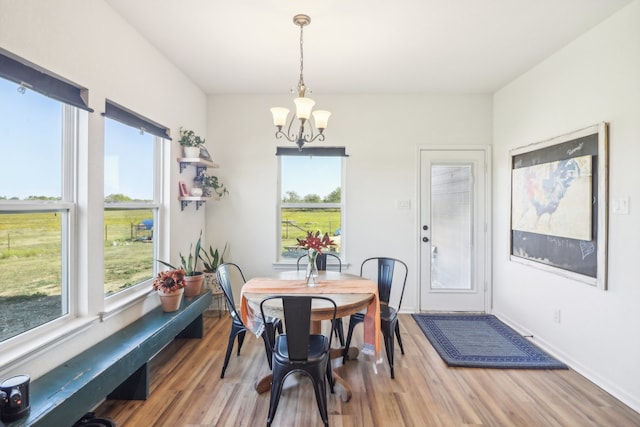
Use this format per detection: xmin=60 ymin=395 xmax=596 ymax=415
xmin=275 ymin=152 xmax=346 ymax=265
xmin=0 ymin=101 xmax=80 ymax=349
xmin=102 ymin=113 xmax=165 ymax=304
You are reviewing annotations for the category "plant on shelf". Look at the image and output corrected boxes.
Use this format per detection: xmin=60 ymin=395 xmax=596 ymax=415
xmin=178 ymin=127 xmax=205 ymax=158
xmin=152 ymin=269 xmax=185 ymax=312
xmin=178 ymin=127 xmax=205 ymax=147
xmin=194 ymin=172 xmax=229 ymax=198
xmin=156 ymin=231 xmax=204 ymax=297
xmin=157 ymin=231 xmax=202 ymax=275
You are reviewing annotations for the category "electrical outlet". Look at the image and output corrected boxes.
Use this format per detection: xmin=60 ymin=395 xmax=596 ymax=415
xmin=553 ymin=309 xmax=561 ymax=323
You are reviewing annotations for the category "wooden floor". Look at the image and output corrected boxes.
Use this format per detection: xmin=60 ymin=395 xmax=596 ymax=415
xmin=96 ymin=312 xmax=640 ymax=427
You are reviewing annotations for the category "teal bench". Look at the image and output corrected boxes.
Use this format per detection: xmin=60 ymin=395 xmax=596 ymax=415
xmin=7 ymin=291 xmax=212 ymax=427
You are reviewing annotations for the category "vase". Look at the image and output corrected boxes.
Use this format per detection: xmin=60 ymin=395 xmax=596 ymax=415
xmin=183 ymin=146 xmax=200 ymax=158
xmin=305 ymin=248 xmax=319 ymax=286
xmin=183 ymin=273 xmax=204 ymax=297
xmin=158 ymin=288 xmax=184 ymax=312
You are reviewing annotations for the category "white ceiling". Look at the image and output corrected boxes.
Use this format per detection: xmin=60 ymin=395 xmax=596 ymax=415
xmin=105 ymin=0 xmax=631 ymax=95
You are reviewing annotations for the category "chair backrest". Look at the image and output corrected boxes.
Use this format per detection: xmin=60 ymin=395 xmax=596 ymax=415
xmin=216 ymin=263 xmax=246 ymax=319
xmin=296 ymin=252 xmax=342 ymax=272
xmin=360 ymin=257 xmax=408 ymax=309
xmin=260 ymin=295 xmax=337 ymax=362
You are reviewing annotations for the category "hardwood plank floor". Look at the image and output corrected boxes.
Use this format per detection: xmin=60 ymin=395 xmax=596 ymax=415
xmin=96 ymin=312 xmax=640 ymax=426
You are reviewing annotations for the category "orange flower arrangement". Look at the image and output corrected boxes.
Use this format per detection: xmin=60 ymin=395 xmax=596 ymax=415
xmin=153 ymin=269 xmax=186 ymax=294
xmin=297 ymin=230 xmax=335 ymax=254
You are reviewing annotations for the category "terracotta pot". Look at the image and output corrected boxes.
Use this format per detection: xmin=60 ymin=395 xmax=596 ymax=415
xmin=157 ymin=287 xmax=184 ymax=312
xmin=183 ymin=273 xmax=204 ymax=297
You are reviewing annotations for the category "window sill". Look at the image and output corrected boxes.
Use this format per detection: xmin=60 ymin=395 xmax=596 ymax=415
xmin=0 ymin=316 xmax=96 ymax=378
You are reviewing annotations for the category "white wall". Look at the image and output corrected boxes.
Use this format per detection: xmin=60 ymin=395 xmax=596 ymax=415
xmin=205 ymin=94 xmax=493 ymax=312
xmin=4 ymin=0 xmax=636 ymax=414
xmin=0 ymin=0 xmax=208 ymax=378
xmin=493 ymin=0 xmax=640 ymax=412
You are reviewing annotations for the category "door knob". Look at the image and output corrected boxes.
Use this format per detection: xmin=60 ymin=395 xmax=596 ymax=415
xmin=422 ymin=225 xmax=429 ymax=230
xmin=422 ymin=237 xmax=429 ymax=242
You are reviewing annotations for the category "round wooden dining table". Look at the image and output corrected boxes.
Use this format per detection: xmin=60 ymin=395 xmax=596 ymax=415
xmin=241 ymin=270 xmax=378 ymax=402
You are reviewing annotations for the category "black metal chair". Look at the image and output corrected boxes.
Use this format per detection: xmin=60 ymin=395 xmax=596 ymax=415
xmin=216 ymin=263 xmax=282 ymax=378
xmin=260 ymin=295 xmax=337 ymax=427
xmin=342 ymin=257 xmax=408 ymax=378
xmin=296 ymin=252 xmax=345 ymax=346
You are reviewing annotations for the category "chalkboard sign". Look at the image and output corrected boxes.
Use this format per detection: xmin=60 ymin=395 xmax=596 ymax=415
xmin=509 ymin=123 xmax=608 ymax=289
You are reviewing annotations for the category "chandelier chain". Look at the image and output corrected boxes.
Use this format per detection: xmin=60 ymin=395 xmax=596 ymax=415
xmin=298 ymin=23 xmax=305 ymax=95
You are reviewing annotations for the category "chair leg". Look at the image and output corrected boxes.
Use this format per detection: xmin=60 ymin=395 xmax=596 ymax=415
xmin=383 ymin=328 xmax=395 ymax=379
xmin=382 ymin=319 xmax=399 ymax=379
xmin=267 ymin=370 xmax=285 ymax=427
xmin=261 ymin=326 xmax=275 ymax=370
xmin=326 ymin=359 xmax=335 ymax=394
xmin=333 ymin=318 xmax=345 ymax=347
xmin=312 ymin=366 xmax=329 ymax=427
xmin=221 ymin=328 xmax=238 ymax=378
xmin=395 ymin=320 xmax=405 ymax=355
xmin=342 ymin=315 xmax=364 ymax=363
xmin=236 ymin=330 xmax=246 ymax=355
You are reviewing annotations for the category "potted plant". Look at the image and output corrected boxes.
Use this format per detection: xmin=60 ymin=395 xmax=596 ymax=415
xmin=152 ymin=269 xmax=185 ymax=312
xmin=200 ymin=242 xmax=228 ymax=298
xmin=195 ymin=173 xmax=229 ymax=198
xmin=156 ymin=232 xmax=204 ymax=297
xmin=178 ymin=127 xmax=205 ymax=158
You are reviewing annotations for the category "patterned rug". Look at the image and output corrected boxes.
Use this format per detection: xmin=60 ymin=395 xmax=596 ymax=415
xmin=412 ymin=314 xmax=568 ymax=369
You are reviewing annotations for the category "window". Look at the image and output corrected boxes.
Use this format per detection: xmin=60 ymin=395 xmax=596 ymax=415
xmin=0 ymin=77 xmax=77 ymax=342
xmin=278 ymin=148 xmax=344 ymax=261
xmin=103 ymin=101 xmax=165 ymax=296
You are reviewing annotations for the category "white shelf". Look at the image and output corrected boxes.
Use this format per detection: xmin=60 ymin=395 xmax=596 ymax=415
xmin=178 ymin=195 xmax=221 ymax=202
xmin=177 ymin=158 xmax=221 ymax=210
xmin=178 ymin=196 xmax=217 ymax=211
xmin=177 ymin=157 xmax=219 ymax=172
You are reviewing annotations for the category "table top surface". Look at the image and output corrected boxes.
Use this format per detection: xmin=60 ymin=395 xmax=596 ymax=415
xmin=242 ymin=270 xmax=375 ymax=321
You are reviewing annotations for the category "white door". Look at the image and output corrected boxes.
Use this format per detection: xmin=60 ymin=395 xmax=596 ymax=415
xmin=419 ymin=148 xmax=489 ymax=312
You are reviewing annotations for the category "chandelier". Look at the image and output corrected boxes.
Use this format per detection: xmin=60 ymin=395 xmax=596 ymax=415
xmin=270 ymin=14 xmax=331 ymax=151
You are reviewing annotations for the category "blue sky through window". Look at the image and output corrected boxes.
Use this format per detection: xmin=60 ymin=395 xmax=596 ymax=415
xmin=0 ymin=78 xmax=62 ymax=199
xmin=0 ymin=77 xmax=155 ymax=201
xmin=281 ymin=155 xmax=341 ymax=199
xmin=104 ymin=118 xmax=154 ymax=200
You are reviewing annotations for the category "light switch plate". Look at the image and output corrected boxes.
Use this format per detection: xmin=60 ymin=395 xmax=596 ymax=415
xmin=396 ymin=200 xmax=411 ymax=209
xmin=612 ymin=197 xmax=629 ymax=214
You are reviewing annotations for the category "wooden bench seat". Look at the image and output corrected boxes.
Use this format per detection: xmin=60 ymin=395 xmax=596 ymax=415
xmin=7 ymin=291 xmax=212 ymax=427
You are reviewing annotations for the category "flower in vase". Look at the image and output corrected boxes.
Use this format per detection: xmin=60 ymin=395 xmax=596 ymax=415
xmin=296 ymin=230 xmax=335 ymax=254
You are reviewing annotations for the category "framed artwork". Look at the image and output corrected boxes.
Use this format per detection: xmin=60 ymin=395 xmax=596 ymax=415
xmin=509 ymin=123 xmax=608 ymax=289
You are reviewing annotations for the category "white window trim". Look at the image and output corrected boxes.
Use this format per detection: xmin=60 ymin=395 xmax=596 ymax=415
xmin=0 ymin=104 xmax=80 ymax=367
xmin=102 ymin=132 xmax=164 ymax=311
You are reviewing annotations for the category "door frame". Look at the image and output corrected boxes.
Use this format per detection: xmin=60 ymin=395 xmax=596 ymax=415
xmin=416 ymin=145 xmax=493 ymax=313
